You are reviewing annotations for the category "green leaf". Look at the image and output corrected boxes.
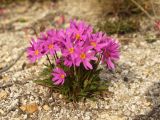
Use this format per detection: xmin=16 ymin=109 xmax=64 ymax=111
xmin=34 ymin=61 xmax=110 ymax=102
xmin=34 ymin=79 xmax=54 ymax=88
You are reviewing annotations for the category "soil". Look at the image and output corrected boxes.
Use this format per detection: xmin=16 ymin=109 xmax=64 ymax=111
xmin=0 ymin=0 xmax=160 ymax=120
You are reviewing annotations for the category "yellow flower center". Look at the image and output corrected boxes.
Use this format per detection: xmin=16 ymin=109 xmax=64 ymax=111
xmin=75 ymin=34 xmax=81 ymax=40
xmin=69 ymin=48 xmax=74 ymax=54
xmin=60 ymin=74 xmax=65 ymax=79
xmin=90 ymin=41 xmax=96 ymax=47
xmin=34 ymin=50 xmax=39 ymax=56
xmin=48 ymin=44 xmax=54 ymax=49
xmin=80 ymin=53 xmax=86 ymax=59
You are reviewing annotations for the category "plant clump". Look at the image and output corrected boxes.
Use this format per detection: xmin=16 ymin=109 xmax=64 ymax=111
xmin=27 ymin=19 xmax=120 ymax=102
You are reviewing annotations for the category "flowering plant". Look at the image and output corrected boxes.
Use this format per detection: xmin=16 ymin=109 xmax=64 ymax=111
xmin=27 ymin=20 xmax=120 ymax=102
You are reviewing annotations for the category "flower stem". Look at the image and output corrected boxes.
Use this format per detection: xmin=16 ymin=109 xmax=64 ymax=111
xmin=73 ymin=65 xmax=78 ymax=81
xmin=95 ymin=55 xmax=102 ymax=70
xmin=46 ymin=55 xmax=53 ymax=67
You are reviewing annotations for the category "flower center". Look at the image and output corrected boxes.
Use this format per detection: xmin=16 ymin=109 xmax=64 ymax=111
xmin=75 ymin=34 xmax=81 ymax=40
xmin=106 ymin=51 xmax=111 ymax=58
xmin=48 ymin=44 xmax=54 ymax=49
xmin=34 ymin=50 xmax=39 ymax=56
xmin=80 ymin=53 xmax=86 ymax=59
xmin=69 ymin=48 xmax=74 ymax=54
xmin=90 ymin=41 xmax=96 ymax=47
xmin=60 ymin=74 xmax=65 ymax=79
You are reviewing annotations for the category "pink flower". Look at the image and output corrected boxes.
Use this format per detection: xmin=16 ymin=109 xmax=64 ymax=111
xmin=102 ymin=39 xmax=120 ymax=69
xmin=56 ymin=29 xmax=67 ymax=48
xmin=62 ymin=36 xmax=77 ymax=66
xmin=52 ymin=68 xmax=66 ymax=85
xmin=27 ymin=19 xmax=120 ymax=72
xmin=27 ymin=38 xmax=44 ymax=63
xmin=68 ymin=20 xmax=93 ymax=41
xmin=43 ymin=38 xmax=59 ymax=56
xmin=75 ymin=47 xmax=97 ymax=70
xmin=64 ymin=56 xmax=73 ymax=67
xmin=46 ymin=29 xmax=57 ymax=37
xmin=39 ymin=29 xmax=60 ymax=56
xmin=56 ymin=58 xmax=61 ymax=65
xmin=88 ymin=33 xmax=106 ymax=52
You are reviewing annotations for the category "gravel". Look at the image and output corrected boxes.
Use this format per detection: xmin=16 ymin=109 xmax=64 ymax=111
xmin=0 ymin=1 xmax=160 ymax=120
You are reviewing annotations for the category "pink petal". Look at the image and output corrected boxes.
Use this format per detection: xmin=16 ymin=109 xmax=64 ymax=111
xmin=107 ymin=58 xmax=115 ymax=69
xmin=85 ymin=61 xmax=93 ymax=70
xmin=54 ymin=79 xmax=62 ymax=85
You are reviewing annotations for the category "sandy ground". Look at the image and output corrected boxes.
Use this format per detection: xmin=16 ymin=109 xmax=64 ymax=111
xmin=0 ymin=0 xmax=160 ymax=120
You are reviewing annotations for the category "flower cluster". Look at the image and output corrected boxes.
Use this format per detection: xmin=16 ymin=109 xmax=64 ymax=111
xmin=27 ymin=20 xmax=120 ymax=85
